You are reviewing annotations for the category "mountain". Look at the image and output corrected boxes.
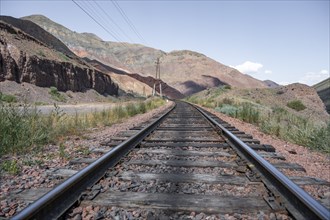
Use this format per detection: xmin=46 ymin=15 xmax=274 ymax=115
xmin=263 ymin=80 xmax=279 ymax=88
xmin=0 ymin=16 xmax=76 ymax=58
xmin=23 ymin=14 xmax=267 ymax=96
xmin=0 ymin=16 xmax=118 ymax=96
xmin=84 ymin=58 xmax=184 ymax=99
xmin=313 ymin=78 xmax=330 ymax=113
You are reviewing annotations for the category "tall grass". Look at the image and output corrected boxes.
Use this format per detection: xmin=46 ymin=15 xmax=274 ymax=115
xmin=215 ymin=102 xmax=260 ymax=124
xmin=0 ymin=98 xmax=165 ymax=156
xmin=0 ymin=92 xmax=17 ymax=103
xmin=188 ymin=96 xmax=329 ymax=153
xmin=260 ymin=107 xmax=330 ymax=153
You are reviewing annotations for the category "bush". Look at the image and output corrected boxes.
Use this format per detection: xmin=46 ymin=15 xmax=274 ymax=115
xmin=138 ymin=102 xmax=147 ymax=113
xmin=49 ymin=87 xmax=66 ymax=102
xmin=126 ymin=103 xmax=139 ymax=116
xmin=0 ymin=92 xmax=17 ymax=103
xmin=215 ymin=104 xmax=238 ymax=117
xmin=260 ymin=106 xmax=329 ymax=153
xmin=307 ymin=123 xmax=330 ymax=153
xmin=0 ymin=104 xmax=51 ymax=156
xmin=287 ymin=100 xmax=306 ymax=111
xmin=237 ymin=103 xmax=260 ymax=124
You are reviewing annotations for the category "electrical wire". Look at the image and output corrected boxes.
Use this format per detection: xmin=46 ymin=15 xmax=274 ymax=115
xmin=111 ymin=0 xmax=147 ymax=44
xmin=94 ymin=0 xmax=134 ymax=43
xmin=71 ymin=0 xmax=129 ymax=48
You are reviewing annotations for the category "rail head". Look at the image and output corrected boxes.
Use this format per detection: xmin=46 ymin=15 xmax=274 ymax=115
xmin=13 ymin=102 xmax=176 ymax=220
xmin=191 ymin=103 xmax=329 ymax=220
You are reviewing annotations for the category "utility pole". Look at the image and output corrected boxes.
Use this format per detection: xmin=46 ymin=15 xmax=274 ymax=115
xmin=153 ymin=57 xmax=162 ymax=97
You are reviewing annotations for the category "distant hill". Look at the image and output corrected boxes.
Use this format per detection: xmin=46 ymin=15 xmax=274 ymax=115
xmin=23 ymin=14 xmax=268 ymax=96
xmin=313 ymin=78 xmax=330 ymax=113
xmin=263 ymin=80 xmax=279 ymax=88
xmin=188 ymin=83 xmax=329 ymax=123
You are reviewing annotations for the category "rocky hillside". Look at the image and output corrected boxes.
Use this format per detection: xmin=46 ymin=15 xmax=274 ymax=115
xmin=0 ymin=16 xmax=76 ymax=58
xmin=313 ymin=78 xmax=330 ymax=113
xmin=189 ymin=83 xmax=329 ymax=123
xmin=0 ymin=18 xmax=118 ymax=95
xmin=23 ymin=14 xmax=268 ymax=96
xmin=263 ymin=80 xmax=279 ymax=88
xmin=84 ymin=58 xmax=184 ymax=99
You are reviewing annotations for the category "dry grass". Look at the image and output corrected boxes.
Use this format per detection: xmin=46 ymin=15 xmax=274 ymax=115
xmin=186 ymin=87 xmax=330 ymax=153
xmin=0 ymin=98 xmax=166 ymax=157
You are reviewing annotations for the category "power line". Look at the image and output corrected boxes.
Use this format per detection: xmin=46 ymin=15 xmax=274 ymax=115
xmin=84 ymin=0 xmax=125 ymax=43
xmin=71 ymin=0 xmax=129 ymax=48
xmin=94 ymin=0 xmax=134 ymax=43
xmin=111 ymin=0 xmax=147 ymax=44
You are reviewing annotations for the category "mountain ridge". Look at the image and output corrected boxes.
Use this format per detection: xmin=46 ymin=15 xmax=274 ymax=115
xmin=23 ymin=14 xmax=268 ymax=96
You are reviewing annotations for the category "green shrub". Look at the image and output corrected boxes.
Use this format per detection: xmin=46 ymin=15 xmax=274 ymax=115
xmin=59 ymin=52 xmax=70 ymax=62
xmin=1 ymin=160 xmax=20 ymax=175
xmin=138 ymin=102 xmax=147 ymax=113
xmin=126 ymin=103 xmax=139 ymax=116
xmin=49 ymin=87 xmax=66 ymax=102
xmin=0 ymin=92 xmax=17 ymax=103
xmin=260 ymin=106 xmax=329 ymax=153
xmin=307 ymin=123 xmax=330 ymax=153
xmin=0 ymin=104 xmax=51 ymax=156
xmin=223 ymin=85 xmax=232 ymax=90
xmin=37 ymin=50 xmax=46 ymax=57
xmin=287 ymin=100 xmax=306 ymax=111
xmin=215 ymin=104 xmax=238 ymax=117
xmin=237 ymin=103 xmax=260 ymax=124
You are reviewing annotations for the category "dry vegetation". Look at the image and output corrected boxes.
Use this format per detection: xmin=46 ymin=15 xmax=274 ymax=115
xmin=186 ymin=84 xmax=330 ymax=153
xmin=0 ymin=97 xmax=166 ymax=160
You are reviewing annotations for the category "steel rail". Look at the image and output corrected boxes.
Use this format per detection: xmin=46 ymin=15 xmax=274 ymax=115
xmin=193 ymin=104 xmax=329 ymax=220
xmin=13 ymin=103 xmax=176 ymax=220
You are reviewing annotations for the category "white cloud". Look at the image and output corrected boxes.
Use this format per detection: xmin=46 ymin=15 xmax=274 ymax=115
xmin=298 ymin=70 xmax=329 ymax=86
xmin=320 ymin=69 xmax=328 ymax=74
xmin=279 ymin=81 xmax=290 ymax=86
xmin=234 ymin=61 xmax=263 ymax=74
xmin=264 ymin=70 xmax=272 ymax=74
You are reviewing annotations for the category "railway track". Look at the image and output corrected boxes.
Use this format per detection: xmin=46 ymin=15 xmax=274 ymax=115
xmin=12 ymin=101 xmax=330 ymax=219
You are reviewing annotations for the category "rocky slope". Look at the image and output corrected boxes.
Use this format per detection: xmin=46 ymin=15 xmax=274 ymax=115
xmin=0 ymin=16 xmax=76 ymax=58
xmin=0 ymin=18 xmax=118 ymax=96
xmin=263 ymin=80 xmax=279 ymax=88
xmin=85 ymin=58 xmax=184 ymax=99
xmin=23 ymin=15 xmax=268 ymax=96
xmin=191 ymin=83 xmax=329 ymax=123
xmin=127 ymin=73 xmax=184 ymax=99
xmin=84 ymin=58 xmax=153 ymax=97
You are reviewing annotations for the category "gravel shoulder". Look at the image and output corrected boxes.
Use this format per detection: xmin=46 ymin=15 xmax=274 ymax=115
xmin=202 ymin=106 xmax=330 ymax=183
xmin=0 ymin=101 xmax=174 ymax=218
xmin=1 ymin=101 xmax=329 ymax=218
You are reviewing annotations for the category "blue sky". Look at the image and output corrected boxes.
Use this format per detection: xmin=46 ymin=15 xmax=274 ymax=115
xmin=1 ymin=0 xmax=329 ymax=85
